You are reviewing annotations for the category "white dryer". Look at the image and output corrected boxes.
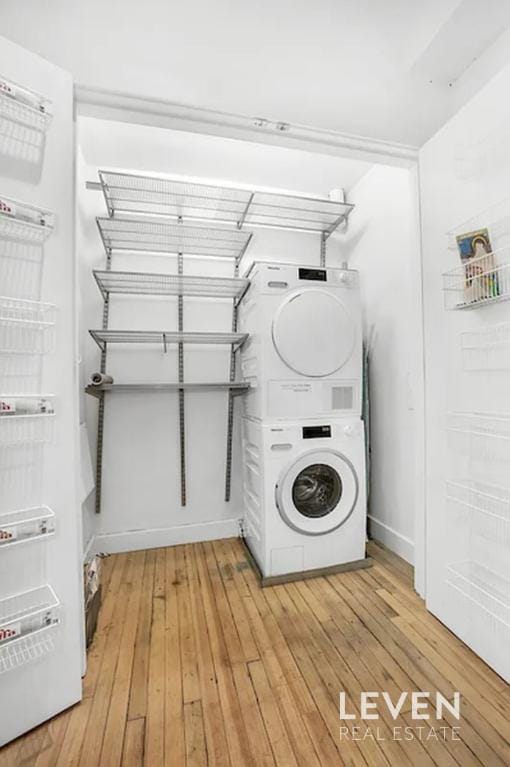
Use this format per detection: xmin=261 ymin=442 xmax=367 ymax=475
xmin=238 ymin=261 xmax=362 ymax=421
xmin=242 ymin=416 xmax=367 ymax=578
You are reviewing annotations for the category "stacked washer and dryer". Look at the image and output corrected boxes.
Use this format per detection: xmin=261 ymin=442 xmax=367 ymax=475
xmin=238 ymin=261 xmax=367 ymax=581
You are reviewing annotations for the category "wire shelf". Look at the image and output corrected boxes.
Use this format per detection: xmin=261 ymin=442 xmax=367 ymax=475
xmin=0 ymin=196 xmax=54 ymax=244
xmin=93 ymin=269 xmax=249 ymax=301
xmin=0 ymin=297 xmax=56 ymax=354
xmin=89 ymin=329 xmax=248 ymax=351
xmin=85 ymin=382 xmax=250 ymax=399
xmin=0 ymin=585 xmax=60 ymax=641
xmin=98 ymin=170 xmax=353 ymax=235
xmin=0 ymin=627 xmax=58 ymax=674
xmin=446 ymin=480 xmax=510 ymax=543
xmin=96 ymin=216 xmax=252 ymax=260
xmin=0 ymin=505 xmax=55 ymax=548
xmin=446 ymin=561 xmax=510 ymax=629
xmin=447 ymin=411 xmax=510 ymax=440
xmin=0 ymin=411 xmax=55 ymax=445
xmin=461 ymin=321 xmax=510 ymax=371
xmin=0 ymin=77 xmax=52 ymax=133
xmin=443 ymin=249 xmax=510 ymax=310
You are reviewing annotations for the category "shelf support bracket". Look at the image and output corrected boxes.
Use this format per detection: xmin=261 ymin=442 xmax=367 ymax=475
xmin=95 ymin=249 xmax=112 ymax=514
xmin=237 ymin=193 xmax=254 ymax=230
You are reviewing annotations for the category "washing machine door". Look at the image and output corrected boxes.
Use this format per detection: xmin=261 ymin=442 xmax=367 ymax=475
xmin=272 ymin=289 xmax=355 ymax=377
xmin=275 ymin=449 xmax=359 ymax=535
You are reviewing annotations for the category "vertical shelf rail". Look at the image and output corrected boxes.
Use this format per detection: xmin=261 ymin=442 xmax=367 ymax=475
xmin=177 ymin=250 xmax=186 ymax=507
xmin=225 ymin=258 xmax=240 ymax=502
xmin=95 ymin=246 xmax=111 ymax=514
xmin=320 ymin=232 xmax=327 ymax=267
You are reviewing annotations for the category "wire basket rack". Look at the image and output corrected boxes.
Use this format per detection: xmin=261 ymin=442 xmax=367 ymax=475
xmin=0 ymin=196 xmax=54 ymax=244
xmin=0 ymin=585 xmax=60 ymax=674
xmin=446 ymin=480 xmax=510 ymax=544
xmin=96 ymin=217 xmax=252 ymax=260
xmin=0 ymin=77 xmax=52 ymax=133
xmin=0 ymin=400 xmax=55 ymax=445
xmin=445 ymin=561 xmax=510 ymax=631
xmin=442 ymin=249 xmax=510 ymax=310
xmin=98 ymin=170 xmax=353 ymax=234
xmin=461 ymin=321 xmax=510 ymax=371
xmin=0 ymin=297 xmax=56 ymax=354
xmin=0 ymin=505 xmax=55 ymax=548
xmin=447 ymin=412 xmax=510 ymax=464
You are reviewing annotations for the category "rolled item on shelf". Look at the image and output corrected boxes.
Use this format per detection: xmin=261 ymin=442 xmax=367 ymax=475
xmin=90 ymin=373 xmax=114 ymax=386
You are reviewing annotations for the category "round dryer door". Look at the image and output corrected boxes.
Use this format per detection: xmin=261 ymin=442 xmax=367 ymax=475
xmin=272 ymin=289 xmax=355 ymax=377
xmin=275 ymin=449 xmax=359 ymax=535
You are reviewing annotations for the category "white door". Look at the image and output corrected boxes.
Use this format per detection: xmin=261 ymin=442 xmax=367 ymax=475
xmin=0 ymin=35 xmax=83 ymax=744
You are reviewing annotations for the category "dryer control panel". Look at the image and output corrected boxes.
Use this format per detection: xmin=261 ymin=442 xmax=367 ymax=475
xmin=302 ymin=425 xmax=331 ymax=439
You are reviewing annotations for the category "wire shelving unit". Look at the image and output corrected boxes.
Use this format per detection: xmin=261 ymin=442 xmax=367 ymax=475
xmin=0 ymin=77 xmax=52 ymax=133
xmin=86 ymin=381 xmax=250 ymax=398
xmin=0 ymin=505 xmax=55 ymax=548
xmin=88 ymin=168 xmax=355 ymax=511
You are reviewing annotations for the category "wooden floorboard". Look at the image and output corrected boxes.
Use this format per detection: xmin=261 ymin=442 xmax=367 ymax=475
xmin=2 ymin=537 xmax=509 ymax=767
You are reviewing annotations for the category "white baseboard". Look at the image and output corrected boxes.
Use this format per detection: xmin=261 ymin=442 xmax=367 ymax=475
xmin=367 ymin=515 xmax=414 ymax=565
xmin=92 ymin=518 xmax=240 ymax=555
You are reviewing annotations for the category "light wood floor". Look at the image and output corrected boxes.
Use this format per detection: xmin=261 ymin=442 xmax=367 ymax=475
xmin=2 ymin=539 xmax=510 ymax=766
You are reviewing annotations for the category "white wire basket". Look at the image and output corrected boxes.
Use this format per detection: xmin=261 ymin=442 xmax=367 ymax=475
xmin=446 ymin=561 xmax=510 ymax=630
xmin=447 ymin=411 xmax=510 ymax=463
xmin=0 ymin=196 xmax=54 ymax=244
xmin=442 ymin=249 xmax=510 ymax=310
xmin=0 ymin=354 xmax=42 ymax=394
xmin=0 ymin=585 xmax=60 ymax=674
xmin=0 ymin=506 xmax=55 ymax=548
xmin=0 ymin=406 xmax=55 ymax=446
xmin=0 ymin=77 xmax=52 ymax=133
xmin=446 ymin=480 xmax=510 ymax=544
xmin=0 ymin=297 xmax=56 ymax=354
xmin=0 ymin=443 xmax=44 ymax=514
xmin=460 ymin=321 xmax=510 ymax=371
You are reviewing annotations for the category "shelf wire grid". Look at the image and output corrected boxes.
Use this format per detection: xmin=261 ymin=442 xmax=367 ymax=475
xmin=0 ymin=585 xmax=59 ymax=627
xmin=0 ymin=297 xmax=56 ymax=354
xmin=98 ymin=170 xmax=353 ymax=235
xmin=0 ymin=505 xmax=55 ymax=548
xmin=443 ymin=248 xmax=510 ymax=310
xmin=93 ymin=269 xmax=249 ymax=301
xmin=446 ymin=480 xmax=510 ymax=544
xmin=447 ymin=411 xmax=510 ymax=463
xmin=85 ymin=382 xmax=250 ymax=398
xmin=96 ymin=216 xmax=252 ymax=260
xmin=0 ymin=78 xmax=52 ymax=133
xmin=0 ymin=196 xmax=54 ymax=244
xmin=89 ymin=329 xmax=248 ymax=351
xmin=0 ymin=628 xmax=57 ymax=674
xmin=461 ymin=321 xmax=510 ymax=370
xmin=0 ymin=412 xmax=55 ymax=446
xmin=445 ymin=561 xmax=510 ymax=629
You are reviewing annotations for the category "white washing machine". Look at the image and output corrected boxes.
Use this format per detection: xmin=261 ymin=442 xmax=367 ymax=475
xmin=242 ymin=416 xmax=367 ymax=578
xmin=238 ymin=261 xmax=362 ymax=422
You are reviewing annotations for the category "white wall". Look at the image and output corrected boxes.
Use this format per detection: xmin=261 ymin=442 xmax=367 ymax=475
xmin=419 ymin=61 xmax=510 ymax=678
xmin=77 ymin=117 xmax=373 ymax=553
xmin=345 ymin=166 xmax=421 ymax=567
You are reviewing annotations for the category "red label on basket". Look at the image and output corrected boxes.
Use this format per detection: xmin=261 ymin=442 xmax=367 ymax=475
xmin=0 ymin=528 xmax=15 ymax=542
xmin=0 ymin=199 xmax=15 ymax=217
xmin=0 ymin=623 xmax=20 ymax=642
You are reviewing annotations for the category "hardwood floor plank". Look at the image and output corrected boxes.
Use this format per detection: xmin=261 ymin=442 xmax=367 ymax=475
xmin=121 ymin=718 xmax=145 ymax=767
xmin=165 ymin=545 xmax=186 ymax=767
xmin=176 ymin=544 xmax=201 ymax=705
xmin=144 ymin=548 xmax=167 ymax=767
xmin=99 ymin=550 xmax=146 ymax=767
xmin=184 ymin=701 xmax=208 ymax=767
xmin=127 ymin=550 xmax=156 ymax=721
xmin=184 ymin=544 xmax=231 ymax=767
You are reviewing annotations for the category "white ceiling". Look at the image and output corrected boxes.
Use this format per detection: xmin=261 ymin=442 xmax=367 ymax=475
xmin=2 ymin=0 xmax=510 ymax=147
